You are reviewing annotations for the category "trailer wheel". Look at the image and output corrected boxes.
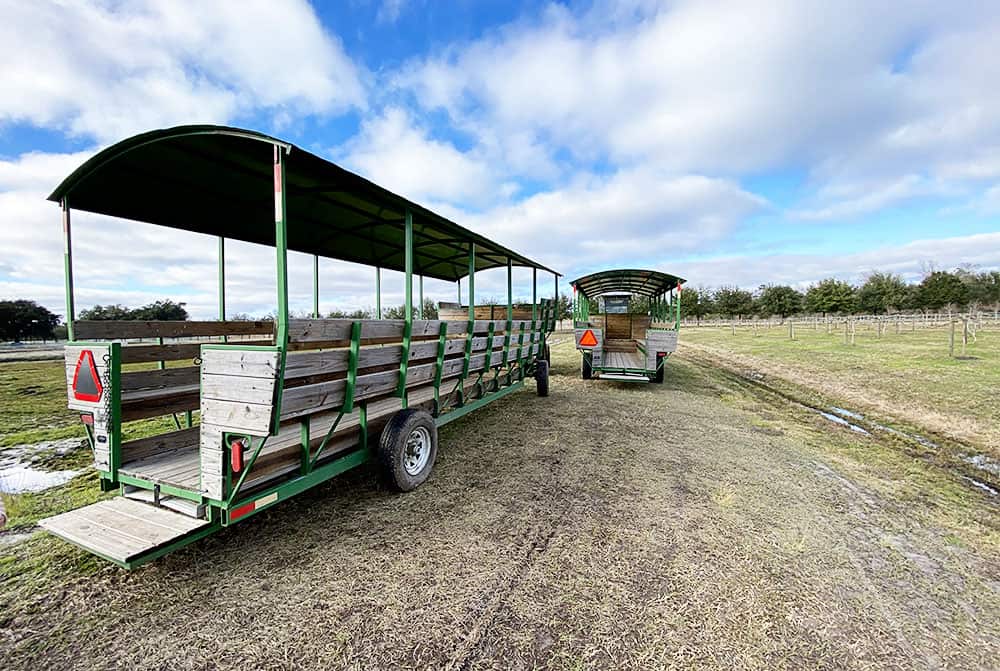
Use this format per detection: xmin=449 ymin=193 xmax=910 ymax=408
xmin=543 ymin=344 xmax=551 ymax=363
xmin=378 ymin=409 xmax=437 ymax=492
xmin=653 ymin=353 xmax=665 ymax=384
xmin=582 ymin=353 xmax=593 ymax=379
xmin=534 ymin=359 xmax=550 ymax=397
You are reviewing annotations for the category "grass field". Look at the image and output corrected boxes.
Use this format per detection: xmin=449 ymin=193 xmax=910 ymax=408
xmin=682 ymin=322 xmax=1000 ymax=458
xmin=1 ymin=342 xmax=998 ymax=669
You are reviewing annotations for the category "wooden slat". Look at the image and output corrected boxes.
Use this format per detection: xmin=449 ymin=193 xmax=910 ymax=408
xmin=121 ymin=366 xmax=199 ymax=392
xmin=122 ymin=387 xmax=200 ymax=422
xmin=121 ymin=343 xmax=202 ymax=364
xmin=200 ymin=348 xmax=280 ymax=378
xmin=74 ymin=320 xmax=274 ymax=340
xmin=121 ymin=427 xmax=199 ymax=463
xmin=201 ymin=373 xmax=278 ymax=406
xmin=287 ymin=318 xmax=537 ymax=348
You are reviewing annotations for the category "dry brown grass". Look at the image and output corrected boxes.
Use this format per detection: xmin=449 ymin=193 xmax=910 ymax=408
xmin=1 ymin=341 xmax=998 ymax=669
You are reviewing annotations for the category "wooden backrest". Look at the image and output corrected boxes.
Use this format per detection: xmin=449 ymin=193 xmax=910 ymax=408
xmin=74 ymin=320 xmax=275 ymax=364
xmin=280 ymin=318 xmax=544 ymax=421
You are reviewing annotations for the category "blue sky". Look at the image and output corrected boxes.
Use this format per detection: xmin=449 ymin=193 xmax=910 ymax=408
xmin=0 ymin=0 xmax=998 ymax=318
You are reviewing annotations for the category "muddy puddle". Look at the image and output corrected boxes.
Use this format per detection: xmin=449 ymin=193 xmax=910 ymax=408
xmin=0 ymin=438 xmax=85 ymax=494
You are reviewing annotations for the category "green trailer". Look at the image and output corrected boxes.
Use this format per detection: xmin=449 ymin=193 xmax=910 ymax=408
xmin=39 ymin=125 xmax=560 ymax=569
xmin=571 ymin=269 xmax=685 ymax=383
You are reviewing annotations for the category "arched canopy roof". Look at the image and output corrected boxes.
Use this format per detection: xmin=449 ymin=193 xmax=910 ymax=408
xmin=570 ymin=269 xmax=686 ymax=299
xmin=49 ymin=125 xmax=558 ymax=282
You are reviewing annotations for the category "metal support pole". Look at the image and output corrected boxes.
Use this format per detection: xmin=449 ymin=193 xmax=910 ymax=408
xmin=375 ymin=266 xmax=382 ymax=319
xmin=457 ymin=279 xmax=462 ymax=306
xmin=532 ymin=268 xmax=538 ymax=321
xmin=272 ymin=145 xmax=290 ymax=434
xmin=468 ymin=244 xmax=476 ymax=319
xmin=398 ymin=211 xmax=414 ymax=404
xmin=419 ymin=274 xmax=424 ymax=320
xmin=312 ymin=254 xmax=320 ymax=318
xmin=61 ymin=199 xmax=75 ymax=340
xmin=217 ymin=236 xmax=226 ymax=321
xmin=507 ymin=259 xmax=513 ymax=322
xmin=273 ymin=146 xmax=289 ymax=349
xmin=404 ymin=211 xmax=414 ymax=318
xmin=554 ymin=274 xmax=559 ymax=328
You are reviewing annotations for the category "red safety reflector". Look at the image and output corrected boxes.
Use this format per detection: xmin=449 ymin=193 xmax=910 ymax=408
xmin=579 ymin=329 xmax=599 ymax=347
xmin=230 ymin=502 xmax=255 ymax=521
xmin=80 ymin=413 xmax=94 ymax=426
xmin=230 ymin=437 xmax=246 ymax=473
xmin=71 ymin=350 xmax=103 ymax=402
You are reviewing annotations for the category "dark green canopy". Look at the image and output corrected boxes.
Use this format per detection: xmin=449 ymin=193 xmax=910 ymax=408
xmin=571 ymin=269 xmax=686 ymax=299
xmin=49 ymin=125 xmax=558 ymax=282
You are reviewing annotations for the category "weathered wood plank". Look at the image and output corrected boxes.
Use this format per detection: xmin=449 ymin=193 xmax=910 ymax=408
xmin=121 ymin=427 xmax=199 ymax=464
xmin=201 ymin=399 xmax=274 ymax=435
xmin=201 ymin=348 xmax=281 ymax=378
xmin=74 ymin=320 xmax=274 ymax=340
xmin=121 ymin=366 xmax=199 ymax=392
xmin=121 ymin=387 xmax=200 ymax=422
xmin=120 ymin=343 xmax=207 ymax=364
xmin=287 ymin=317 xmax=539 ymax=347
xmin=201 ymin=373 xmax=277 ymax=406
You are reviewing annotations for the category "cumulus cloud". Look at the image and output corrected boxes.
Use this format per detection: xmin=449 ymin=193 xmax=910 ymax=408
xmin=0 ymin=0 xmax=366 ymax=142
xmin=396 ymin=0 xmax=1000 ymax=209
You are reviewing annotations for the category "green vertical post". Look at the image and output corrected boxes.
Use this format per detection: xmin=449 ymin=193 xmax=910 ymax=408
xmin=398 ymin=210 xmax=414 ymax=404
xmin=61 ymin=199 xmax=75 ymax=341
xmin=273 ymin=144 xmax=289 ymax=432
xmin=217 ymin=236 xmax=226 ymax=321
xmin=468 ymin=244 xmax=476 ymax=321
xmin=675 ymin=284 xmax=682 ymax=329
xmin=554 ymin=274 xmax=559 ymax=329
xmin=532 ymin=268 xmax=538 ymax=321
xmin=507 ymin=259 xmax=513 ymax=322
xmin=457 ymin=279 xmax=462 ymax=306
xmin=375 ymin=266 xmax=381 ymax=319
xmin=419 ymin=274 xmax=424 ymax=320
xmin=312 ymin=254 xmax=320 ymax=318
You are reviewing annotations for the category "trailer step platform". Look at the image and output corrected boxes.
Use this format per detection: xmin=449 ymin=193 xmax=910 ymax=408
xmin=39 ymin=497 xmax=214 ymax=568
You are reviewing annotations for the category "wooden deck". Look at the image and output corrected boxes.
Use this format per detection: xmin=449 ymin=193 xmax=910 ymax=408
xmin=39 ymin=497 xmax=209 ymax=564
xmin=602 ymin=350 xmax=645 ymax=370
xmin=119 ymin=446 xmax=201 ymax=490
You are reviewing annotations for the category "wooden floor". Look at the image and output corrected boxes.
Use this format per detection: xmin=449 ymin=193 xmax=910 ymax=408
xmin=602 ymin=350 xmax=645 ymax=370
xmin=120 ymin=446 xmax=201 ymax=490
xmin=39 ymin=497 xmax=209 ymax=564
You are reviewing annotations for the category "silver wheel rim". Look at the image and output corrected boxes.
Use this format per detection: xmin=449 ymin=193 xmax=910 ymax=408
xmin=403 ymin=426 xmax=432 ymax=476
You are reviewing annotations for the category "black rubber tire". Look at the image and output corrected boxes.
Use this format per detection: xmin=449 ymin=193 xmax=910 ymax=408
xmin=582 ymin=353 xmax=593 ymax=379
xmin=377 ymin=409 xmax=437 ymax=492
xmin=653 ymin=354 xmax=665 ymax=384
xmin=543 ymin=344 xmax=551 ymax=364
xmin=535 ymin=359 xmax=550 ymax=397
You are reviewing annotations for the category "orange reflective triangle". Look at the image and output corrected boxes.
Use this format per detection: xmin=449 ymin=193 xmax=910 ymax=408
xmin=579 ymin=329 xmax=598 ymax=347
xmin=71 ymin=350 xmax=103 ymax=402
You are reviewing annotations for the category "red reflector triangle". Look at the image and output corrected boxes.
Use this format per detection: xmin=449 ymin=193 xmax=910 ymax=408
xmin=72 ymin=350 xmax=103 ymax=402
xmin=579 ymin=329 xmax=598 ymax=347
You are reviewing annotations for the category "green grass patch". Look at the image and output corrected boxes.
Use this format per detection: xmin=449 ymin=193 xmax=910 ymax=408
xmin=682 ymin=323 xmax=1000 ymax=453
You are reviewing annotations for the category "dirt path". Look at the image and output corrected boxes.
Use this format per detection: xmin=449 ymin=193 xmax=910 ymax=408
xmin=1 ymin=343 xmax=998 ymax=669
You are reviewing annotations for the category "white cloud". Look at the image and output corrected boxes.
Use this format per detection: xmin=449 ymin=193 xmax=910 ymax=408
xmin=377 ymin=0 xmax=408 ymax=25
xmin=0 ymin=0 xmax=366 ymax=142
xmin=458 ymin=168 xmax=766 ymax=272
xmin=397 ymin=0 xmax=1000 ymax=212
xmin=668 ymin=232 xmax=1000 ymax=290
xmin=339 ymin=107 xmax=500 ymax=205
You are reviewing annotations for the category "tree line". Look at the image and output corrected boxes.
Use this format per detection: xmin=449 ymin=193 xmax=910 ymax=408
xmin=679 ymin=269 xmax=1000 ymax=321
